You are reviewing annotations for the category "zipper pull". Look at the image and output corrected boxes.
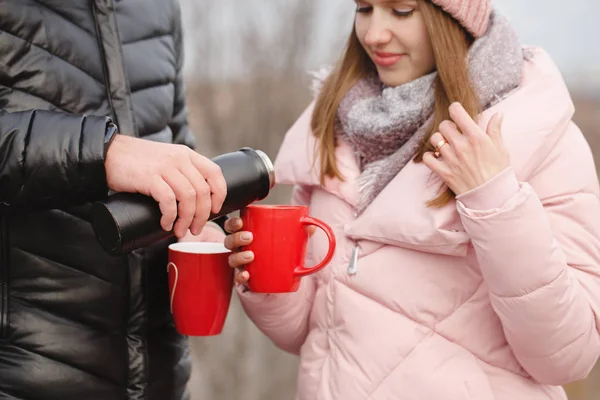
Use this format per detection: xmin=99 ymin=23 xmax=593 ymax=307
xmin=348 ymin=244 xmax=359 ymax=275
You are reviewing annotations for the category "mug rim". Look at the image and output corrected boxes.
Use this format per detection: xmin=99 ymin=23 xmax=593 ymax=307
xmin=168 ymin=242 xmax=230 ymax=254
xmin=244 ymin=204 xmax=306 ymax=211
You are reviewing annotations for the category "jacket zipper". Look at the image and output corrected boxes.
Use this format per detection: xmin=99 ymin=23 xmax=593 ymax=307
xmin=348 ymin=244 xmax=359 ymax=275
xmin=92 ymin=1 xmax=118 ymax=124
xmin=347 ymin=211 xmax=360 ymax=275
xmin=91 ymin=0 xmax=137 ymax=137
xmin=0 ymin=215 xmax=9 ymax=339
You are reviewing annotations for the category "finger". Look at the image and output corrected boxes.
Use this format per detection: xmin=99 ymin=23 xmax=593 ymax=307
xmin=429 ymin=132 xmax=450 ymax=157
xmin=235 ymin=269 xmax=250 ymax=284
xmin=179 ymin=163 xmax=212 ymax=235
xmin=430 ymin=132 xmax=459 ymax=166
xmin=438 ymin=120 xmax=464 ymax=146
xmin=186 ymin=172 xmax=213 ymax=235
xmin=224 ymin=217 xmax=243 ymax=234
xmin=448 ymin=102 xmax=482 ymax=138
xmin=486 ymin=112 xmax=504 ymax=147
xmin=163 ymin=171 xmax=197 ymax=238
xmin=191 ymin=153 xmax=227 ymax=214
xmin=228 ymin=251 xmax=254 ymax=269
xmin=429 ymin=131 xmax=448 ymax=151
xmin=149 ymin=178 xmax=178 ymax=231
xmin=224 ymin=231 xmax=253 ymax=251
xmin=423 ymin=151 xmax=452 ymax=179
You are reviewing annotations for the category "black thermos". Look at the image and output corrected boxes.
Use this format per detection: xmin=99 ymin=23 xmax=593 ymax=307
xmin=91 ymin=147 xmax=275 ymax=256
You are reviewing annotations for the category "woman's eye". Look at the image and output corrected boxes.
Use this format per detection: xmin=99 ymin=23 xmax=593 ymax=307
xmin=393 ymin=9 xmax=415 ymax=17
xmin=356 ymin=6 xmax=373 ymax=13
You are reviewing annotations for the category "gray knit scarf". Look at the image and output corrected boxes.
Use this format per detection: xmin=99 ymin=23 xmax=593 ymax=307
xmin=315 ymin=11 xmax=525 ymax=213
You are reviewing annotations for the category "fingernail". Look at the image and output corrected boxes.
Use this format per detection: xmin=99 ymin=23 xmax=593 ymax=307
xmin=242 ymin=271 xmax=250 ymax=280
xmin=242 ymin=252 xmax=253 ymax=260
xmin=241 ymin=232 xmax=252 ymax=241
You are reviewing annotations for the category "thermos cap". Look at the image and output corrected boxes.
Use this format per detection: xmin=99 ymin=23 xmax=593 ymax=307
xmin=254 ymin=149 xmax=275 ymax=190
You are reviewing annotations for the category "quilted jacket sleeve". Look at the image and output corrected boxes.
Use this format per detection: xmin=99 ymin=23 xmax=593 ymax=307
xmin=168 ymin=1 xmax=195 ymax=149
xmin=456 ymin=121 xmax=600 ymax=385
xmin=237 ymin=184 xmax=317 ymax=355
xmin=0 ymin=109 xmax=111 ymax=209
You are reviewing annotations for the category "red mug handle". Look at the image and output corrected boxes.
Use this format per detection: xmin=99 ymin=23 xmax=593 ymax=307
xmin=167 ymin=262 xmax=179 ymax=314
xmin=294 ymin=216 xmax=336 ymax=278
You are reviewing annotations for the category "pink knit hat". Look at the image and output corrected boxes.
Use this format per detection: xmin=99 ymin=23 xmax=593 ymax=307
xmin=430 ymin=0 xmax=492 ymax=38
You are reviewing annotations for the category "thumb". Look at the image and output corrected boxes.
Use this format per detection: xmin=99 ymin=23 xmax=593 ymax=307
xmin=486 ymin=112 xmax=504 ymax=146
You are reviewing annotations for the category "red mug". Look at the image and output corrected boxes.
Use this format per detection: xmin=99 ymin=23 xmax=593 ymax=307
xmin=240 ymin=205 xmax=336 ymax=293
xmin=167 ymin=242 xmax=233 ymax=336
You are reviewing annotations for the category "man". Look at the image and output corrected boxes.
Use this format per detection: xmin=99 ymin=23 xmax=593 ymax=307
xmin=0 ymin=1 xmax=226 ymax=398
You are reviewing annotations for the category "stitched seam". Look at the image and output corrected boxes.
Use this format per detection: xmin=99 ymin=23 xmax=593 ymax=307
xmin=491 ymin=267 xmax=565 ymax=299
xmin=367 ymin=331 xmax=434 ymax=398
xmin=21 ymin=110 xmax=36 ymax=199
xmin=334 ymin=279 xmax=528 ymax=377
xmin=541 ymin=191 xmax=599 ymax=205
xmin=146 ymin=359 xmax=189 ymax=391
xmin=91 ymin=2 xmax=119 ymax=132
xmin=435 ymin=280 xmax=483 ymax=326
xmin=334 ymin=275 xmax=439 ymax=328
xmin=350 ymin=232 xmax=469 ymax=248
xmin=11 ymin=296 xmax=114 ymax=337
xmin=78 ymin=116 xmax=86 ymax=177
xmin=141 ymin=250 xmax=150 ymax=398
xmin=9 ymin=339 xmax=122 ymax=387
xmin=121 ymin=32 xmax=171 ymax=46
xmin=518 ymin=319 xmax=591 ymax=361
xmin=0 ymin=85 xmax=72 ymax=114
xmin=0 ymin=217 xmax=8 ymax=340
xmin=130 ymin=80 xmax=174 ymax=95
xmin=12 ymin=246 xmax=117 ymax=287
xmin=32 ymin=0 xmax=95 ymax=37
xmin=123 ymin=248 xmax=132 ymax=400
xmin=0 ymin=386 xmax=29 ymax=400
xmin=108 ymin=7 xmax=138 ymax=137
xmin=2 ymin=30 xmax=104 ymax=86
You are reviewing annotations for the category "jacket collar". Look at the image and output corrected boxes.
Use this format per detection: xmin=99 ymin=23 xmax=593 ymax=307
xmin=273 ymin=48 xmax=574 ymax=254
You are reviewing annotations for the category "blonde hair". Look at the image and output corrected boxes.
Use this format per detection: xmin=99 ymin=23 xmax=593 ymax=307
xmin=311 ymin=0 xmax=479 ymax=206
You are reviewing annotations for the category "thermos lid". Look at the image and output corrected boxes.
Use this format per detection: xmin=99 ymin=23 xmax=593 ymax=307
xmin=254 ymin=149 xmax=275 ymax=190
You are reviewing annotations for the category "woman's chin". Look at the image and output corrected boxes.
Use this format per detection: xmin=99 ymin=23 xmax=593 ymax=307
xmin=377 ymin=69 xmax=413 ymax=87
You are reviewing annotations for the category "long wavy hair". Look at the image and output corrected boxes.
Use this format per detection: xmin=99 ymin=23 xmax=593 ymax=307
xmin=310 ymin=0 xmax=479 ymax=207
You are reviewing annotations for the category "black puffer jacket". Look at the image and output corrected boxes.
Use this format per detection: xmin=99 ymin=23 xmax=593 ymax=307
xmin=0 ymin=1 xmax=194 ymax=399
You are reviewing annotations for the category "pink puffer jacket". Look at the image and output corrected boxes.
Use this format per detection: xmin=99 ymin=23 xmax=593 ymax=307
xmin=238 ymin=48 xmax=600 ymax=399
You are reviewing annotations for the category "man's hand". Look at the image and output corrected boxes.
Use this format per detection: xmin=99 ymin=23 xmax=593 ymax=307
xmin=105 ymin=135 xmax=227 ymax=238
xmin=179 ymin=222 xmax=226 ymax=243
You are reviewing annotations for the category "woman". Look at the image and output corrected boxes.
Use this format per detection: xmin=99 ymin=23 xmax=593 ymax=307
xmin=222 ymin=0 xmax=600 ymax=398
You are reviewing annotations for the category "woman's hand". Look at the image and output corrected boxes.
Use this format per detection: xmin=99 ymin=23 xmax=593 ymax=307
xmin=223 ymin=217 xmax=254 ymax=285
xmin=223 ymin=216 xmax=318 ymax=287
xmin=422 ymin=102 xmax=510 ymax=195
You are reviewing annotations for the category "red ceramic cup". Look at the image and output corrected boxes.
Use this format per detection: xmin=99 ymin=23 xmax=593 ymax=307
xmin=167 ymin=242 xmax=233 ymax=336
xmin=240 ymin=205 xmax=336 ymax=293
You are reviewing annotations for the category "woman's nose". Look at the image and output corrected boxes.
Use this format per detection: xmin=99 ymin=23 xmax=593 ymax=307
xmin=363 ymin=14 xmax=393 ymax=47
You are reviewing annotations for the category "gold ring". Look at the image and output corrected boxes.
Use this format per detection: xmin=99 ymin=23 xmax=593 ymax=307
xmin=434 ymin=139 xmax=448 ymax=152
xmin=433 ymin=139 xmax=448 ymax=158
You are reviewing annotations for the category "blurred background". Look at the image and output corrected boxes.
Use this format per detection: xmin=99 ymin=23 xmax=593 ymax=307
xmin=177 ymin=0 xmax=600 ymax=398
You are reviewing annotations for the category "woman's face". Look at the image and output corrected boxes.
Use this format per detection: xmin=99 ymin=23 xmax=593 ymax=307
xmin=354 ymin=0 xmax=436 ymax=87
